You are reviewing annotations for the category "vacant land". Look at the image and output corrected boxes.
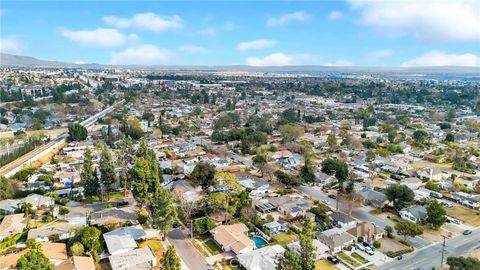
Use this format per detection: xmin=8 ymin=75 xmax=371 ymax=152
xmin=445 ymin=206 xmax=480 ymax=227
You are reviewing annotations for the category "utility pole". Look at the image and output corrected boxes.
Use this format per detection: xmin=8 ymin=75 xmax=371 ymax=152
xmin=440 ymin=235 xmax=447 ymax=268
xmin=190 ymin=220 xmax=193 ymax=240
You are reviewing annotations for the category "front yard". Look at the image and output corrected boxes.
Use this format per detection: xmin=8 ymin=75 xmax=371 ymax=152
xmin=445 ymin=206 xmax=480 ymax=227
xmin=315 ymin=259 xmax=337 ymax=270
xmin=193 ymin=236 xmax=223 ymax=257
xmin=138 ymin=239 xmax=165 ymax=263
xmin=337 ymin=252 xmax=361 ymax=268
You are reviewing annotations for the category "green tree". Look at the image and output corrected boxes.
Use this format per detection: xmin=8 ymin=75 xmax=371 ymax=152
xmin=129 ymin=157 xmax=152 ymax=206
xmin=395 ymin=220 xmax=423 ymax=240
xmin=298 ymin=219 xmax=316 ymax=270
xmin=327 ymin=133 xmax=337 ymax=148
xmin=385 ymin=184 xmax=414 ymax=210
xmin=426 ymin=199 xmax=447 ymax=230
xmin=142 ymin=112 xmax=155 ymax=127
xmin=70 ymin=242 xmax=85 ymax=256
xmin=81 ymin=148 xmax=98 ymax=198
xmin=160 ymin=246 xmax=181 ymax=270
xmin=384 ymin=225 xmax=394 ymax=239
xmin=68 ymin=123 xmax=88 ymax=142
xmin=447 ymin=256 xmax=480 ymax=270
xmin=412 ymin=129 xmax=430 ymax=146
xmin=279 ymin=124 xmax=305 ymax=142
xmin=445 ymin=133 xmax=455 ymax=142
xmin=300 ymin=159 xmax=315 ymax=184
xmin=0 ymin=176 xmax=14 ymax=200
xmin=190 ymin=162 xmax=216 ymax=190
xmin=17 ymin=248 xmax=53 ymax=270
xmin=80 ymin=227 xmax=102 ymax=252
xmin=20 ymin=202 xmax=33 ymax=216
xmin=151 ymin=188 xmax=177 ymax=239
xmin=275 ymin=170 xmax=301 ymax=187
xmin=193 ymin=217 xmax=216 ymax=234
xmin=276 ymin=249 xmax=302 ymax=270
xmin=99 ymin=146 xmax=116 ymax=200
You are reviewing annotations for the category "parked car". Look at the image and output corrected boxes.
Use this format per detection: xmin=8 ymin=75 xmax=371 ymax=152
xmin=327 ymin=256 xmax=339 ymax=264
xmin=363 ymin=241 xmax=375 ymax=251
xmin=365 ymin=247 xmax=375 ymax=255
xmin=322 ymin=199 xmax=331 ymax=205
xmin=354 ymin=244 xmax=365 ymax=251
xmin=397 ymin=255 xmax=403 ymax=260
xmin=441 ymin=202 xmax=453 ymax=208
xmin=463 ymin=229 xmax=473 ymax=235
xmin=117 ymin=200 xmax=129 ymax=207
xmin=328 ymin=194 xmax=336 ymax=199
xmin=430 ymin=192 xmax=443 ymax=199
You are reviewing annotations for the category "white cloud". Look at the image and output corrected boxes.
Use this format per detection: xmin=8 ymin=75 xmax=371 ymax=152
xmin=267 ymin=11 xmax=311 ymax=27
xmin=103 ymin=13 xmax=182 ymax=32
xmin=61 ymin=28 xmax=137 ymax=47
xmin=178 ymin=45 xmax=207 ymax=53
xmin=325 ymin=60 xmax=354 ymax=67
xmin=0 ymin=37 xmax=23 ymax=53
xmin=74 ymin=61 xmax=85 ymax=64
xmin=110 ymin=44 xmax=172 ymax=65
xmin=237 ymin=39 xmax=276 ymax=51
xmin=328 ymin=11 xmax=343 ymax=20
xmin=368 ymin=49 xmax=394 ymax=59
xmin=198 ymin=27 xmax=217 ymax=37
xmin=402 ymin=51 xmax=480 ymax=67
xmin=246 ymin=53 xmax=310 ymax=66
xmin=349 ymin=0 xmax=480 ymax=42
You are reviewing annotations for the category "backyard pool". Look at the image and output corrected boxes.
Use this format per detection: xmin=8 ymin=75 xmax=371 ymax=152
xmin=251 ymin=236 xmax=268 ymax=248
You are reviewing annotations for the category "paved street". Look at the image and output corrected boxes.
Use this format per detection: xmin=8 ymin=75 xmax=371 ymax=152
xmin=167 ymin=228 xmax=211 ymax=270
xmin=297 ymin=185 xmax=432 ymax=249
xmin=378 ymin=228 xmax=480 ymax=270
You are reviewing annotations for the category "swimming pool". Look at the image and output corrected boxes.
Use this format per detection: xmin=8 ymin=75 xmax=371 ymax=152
xmin=251 ymin=235 xmax=268 ymax=248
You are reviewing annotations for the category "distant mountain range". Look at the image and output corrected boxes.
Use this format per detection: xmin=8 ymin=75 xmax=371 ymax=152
xmin=1 ymin=52 xmax=479 ymax=75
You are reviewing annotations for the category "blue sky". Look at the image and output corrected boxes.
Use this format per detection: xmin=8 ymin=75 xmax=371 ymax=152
xmin=1 ymin=1 xmax=479 ymax=67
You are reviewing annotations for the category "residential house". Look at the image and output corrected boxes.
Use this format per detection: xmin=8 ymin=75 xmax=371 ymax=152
xmin=237 ymin=245 xmax=285 ymax=270
xmin=452 ymin=192 xmax=480 ymax=209
xmin=359 ymin=189 xmax=388 ymax=208
xmin=210 ymin=223 xmax=255 ymax=255
xmin=316 ymin=228 xmax=355 ymax=254
xmin=42 ymin=242 xmax=68 ymax=266
xmin=313 ymin=171 xmax=336 ymax=186
xmin=277 ymin=198 xmax=312 ymax=217
xmin=399 ymin=205 xmax=427 ymax=223
xmin=108 ymin=246 xmax=157 ymax=270
xmin=401 ymin=177 xmax=423 ymax=190
xmin=287 ymin=239 xmax=329 ymax=260
xmin=238 ymin=175 xmax=270 ymax=196
xmin=0 ymin=200 xmax=19 ymax=215
xmin=262 ymin=221 xmax=288 ymax=235
xmin=0 ymin=249 xmax=28 ymax=269
xmin=169 ymin=180 xmax=202 ymax=203
xmin=89 ymin=207 xmax=138 ymax=227
xmin=0 ymin=214 xmax=27 ymax=240
xmin=27 ymin=223 xmax=82 ymax=242
xmin=103 ymin=234 xmax=138 ymax=255
xmin=416 ymin=167 xmax=450 ymax=181
xmin=0 ymin=194 xmax=54 ymax=215
xmin=330 ymin=212 xmax=357 ymax=229
xmin=347 ymin=222 xmax=384 ymax=242
xmin=55 ymin=256 xmax=96 ymax=270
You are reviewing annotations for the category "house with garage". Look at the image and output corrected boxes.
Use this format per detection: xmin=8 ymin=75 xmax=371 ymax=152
xmin=347 ymin=222 xmax=384 ymax=242
xmin=210 ymin=223 xmax=255 ymax=255
xmin=316 ymin=228 xmax=355 ymax=254
xmin=399 ymin=205 xmax=427 ymax=223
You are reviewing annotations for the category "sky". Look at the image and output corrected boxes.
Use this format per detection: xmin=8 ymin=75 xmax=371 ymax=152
xmin=0 ymin=0 xmax=479 ymax=67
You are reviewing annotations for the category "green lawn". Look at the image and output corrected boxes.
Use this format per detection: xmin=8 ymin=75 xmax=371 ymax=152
xmin=203 ymin=239 xmax=223 ymax=255
xmin=338 ymin=253 xmax=361 ymax=267
xmin=351 ymin=252 xmax=370 ymax=264
xmin=271 ymin=233 xmax=297 ymax=247
xmin=193 ymin=239 xmax=210 ymax=257
xmin=109 ymin=192 xmax=125 ymax=200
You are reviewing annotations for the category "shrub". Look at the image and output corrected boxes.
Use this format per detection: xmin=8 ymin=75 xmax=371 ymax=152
xmin=59 ymin=206 xmax=70 ymax=215
xmin=70 ymin=242 xmax=84 ymax=256
xmin=373 ymin=240 xmax=381 ymax=248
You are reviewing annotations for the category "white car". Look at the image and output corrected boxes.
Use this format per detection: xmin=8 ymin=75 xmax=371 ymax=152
xmin=365 ymin=247 xmax=375 ymax=255
xmin=355 ymin=244 xmax=365 ymax=251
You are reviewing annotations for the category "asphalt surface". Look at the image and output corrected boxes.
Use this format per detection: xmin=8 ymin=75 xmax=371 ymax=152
xmin=167 ymin=228 xmax=211 ymax=270
xmin=378 ymin=228 xmax=480 ymax=270
xmin=297 ymin=185 xmax=432 ymax=249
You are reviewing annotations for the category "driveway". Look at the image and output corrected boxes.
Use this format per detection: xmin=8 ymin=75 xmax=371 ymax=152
xmin=167 ymin=228 xmax=211 ymax=270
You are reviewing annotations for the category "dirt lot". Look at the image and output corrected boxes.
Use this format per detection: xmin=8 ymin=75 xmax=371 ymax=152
xmin=378 ymin=238 xmax=410 ymax=253
xmin=445 ymin=206 xmax=480 ymax=227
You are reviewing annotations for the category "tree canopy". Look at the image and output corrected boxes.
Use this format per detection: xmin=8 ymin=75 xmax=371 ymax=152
xmin=385 ymin=184 xmax=414 ymax=210
xmin=68 ymin=123 xmax=88 ymax=142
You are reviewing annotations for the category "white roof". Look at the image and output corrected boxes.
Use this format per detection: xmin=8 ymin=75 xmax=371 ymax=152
xmin=103 ymin=234 xmax=137 ymax=255
xmin=109 ymin=246 xmax=156 ymax=270
xmin=237 ymin=244 xmax=285 ymax=270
